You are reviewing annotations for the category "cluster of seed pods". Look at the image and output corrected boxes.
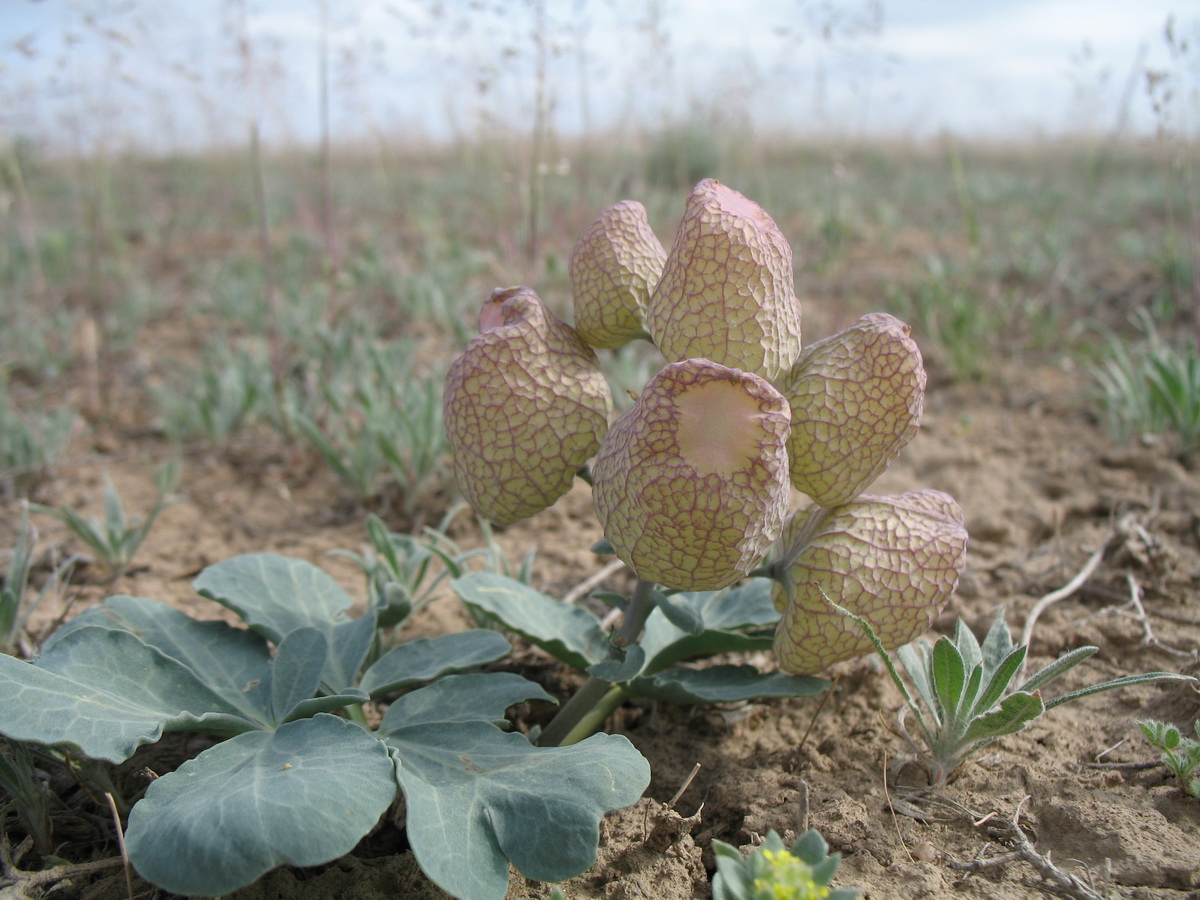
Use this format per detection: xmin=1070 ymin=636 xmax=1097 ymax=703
xmin=443 ymin=179 xmax=968 ymax=675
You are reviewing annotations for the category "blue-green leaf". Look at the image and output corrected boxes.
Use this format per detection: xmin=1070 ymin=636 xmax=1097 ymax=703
xmin=39 ymin=595 xmax=273 ymax=722
xmin=378 ymin=672 xmax=554 ymax=731
xmin=388 ymin=722 xmax=649 ymax=900
xmin=322 ymin=612 xmax=377 ymax=693
xmin=587 ymin=644 xmax=646 ymax=682
xmin=453 ymin=573 xmax=608 ymax=670
xmin=628 ymin=666 xmax=828 ymax=704
xmin=0 ymin=627 xmax=259 ymax=763
xmin=194 ymin=554 xmax=355 ymax=643
xmin=640 ymin=579 xmax=779 ymax=675
xmin=651 ymin=589 xmax=704 ymax=635
xmin=125 ymin=715 xmax=396 ymax=896
xmin=270 ymin=627 xmax=327 ymax=723
xmin=359 ymin=630 xmax=512 ymax=697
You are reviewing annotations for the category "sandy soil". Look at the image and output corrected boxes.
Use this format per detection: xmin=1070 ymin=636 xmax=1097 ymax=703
xmin=5 ymin=353 xmax=1200 ymax=900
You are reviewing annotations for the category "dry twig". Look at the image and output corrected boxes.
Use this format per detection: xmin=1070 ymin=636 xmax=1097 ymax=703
xmin=1019 ymin=539 xmax=1110 ymax=678
xmin=908 ymin=793 xmax=1109 ymax=900
xmin=562 ymin=558 xmax=627 ymax=606
xmin=0 ymin=829 xmax=124 ymax=894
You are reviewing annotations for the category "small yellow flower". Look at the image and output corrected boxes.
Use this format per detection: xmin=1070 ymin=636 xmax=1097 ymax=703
xmin=753 ymin=848 xmax=831 ymax=900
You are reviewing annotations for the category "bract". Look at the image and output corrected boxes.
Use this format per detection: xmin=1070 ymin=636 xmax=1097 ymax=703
xmin=772 ymin=490 xmax=968 ymax=674
xmin=592 ymin=358 xmax=791 ymax=591
xmin=570 ymin=200 xmax=666 ymax=349
xmin=644 ymin=179 xmax=802 ymax=382
xmin=443 ymin=287 xmax=613 ymax=526
xmin=781 ymin=313 xmax=926 ymax=507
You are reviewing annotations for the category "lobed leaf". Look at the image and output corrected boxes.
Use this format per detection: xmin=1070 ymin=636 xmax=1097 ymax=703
xmin=359 ymin=629 xmax=513 ymax=697
xmin=639 ymin=578 xmax=779 ymax=675
xmin=41 ymin=595 xmax=274 ymax=722
xmin=628 ymin=665 xmax=828 ymax=704
xmin=194 ymin=553 xmax=355 ymax=643
xmin=125 ymin=715 xmax=396 ymax=897
xmin=452 ymin=572 xmax=608 ymax=670
xmin=651 ymin=588 xmax=704 ymax=636
xmin=588 ymin=643 xmax=647 ymax=682
xmin=378 ymin=672 xmax=555 ymax=732
xmin=388 ymin=722 xmax=649 ymax=900
xmin=0 ymin=627 xmax=260 ymax=763
xmin=269 ymin=627 xmax=327 ymax=723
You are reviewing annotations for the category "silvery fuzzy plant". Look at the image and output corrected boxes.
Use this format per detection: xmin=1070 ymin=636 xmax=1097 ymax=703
xmin=444 ymin=179 xmax=970 ymax=746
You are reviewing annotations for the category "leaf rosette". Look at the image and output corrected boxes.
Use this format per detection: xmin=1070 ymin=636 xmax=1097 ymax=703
xmin=771 ymin=490 xmax=968 ymax=675
xmin=592 ymin=358 xmax=791 ymax=591
xmin=569 ymin=199 xmax=665 ymax=349
xmin=443 ymin=286 xmax=613 ymax=526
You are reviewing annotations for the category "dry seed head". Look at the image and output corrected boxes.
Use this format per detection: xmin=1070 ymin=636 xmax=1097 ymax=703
xmin=592 ymin=358 xmax=791 ymax=591
xmin=443 ymin=286 xmax=613 ymax=526
xmin=772 ymin=490 xmax=968 ymax=675
xmin=781 ymin=313 xmax=926 ymax=507
xmin=570 ymin=200 xmax=666 ymax=349
xmin=644 ymin=179 xmax=801 ymax=382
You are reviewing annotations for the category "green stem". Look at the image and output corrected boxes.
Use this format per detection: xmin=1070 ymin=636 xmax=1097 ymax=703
xmin=536 ymin=579 xmax=657 ymax=747
xmin=558 ymin=685 xmax=629 ymax=747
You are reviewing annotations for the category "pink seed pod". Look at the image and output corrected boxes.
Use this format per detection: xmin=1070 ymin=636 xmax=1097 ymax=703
xmin=592 ymin=358 xmax=791 ymax=591
xmin=644 ymin=179 xmax=802 ymax=382
xmin=771 ymin=490 xmax=968 ymax=675
xmin=781 ymin=313 xmax=926 ymax=507
xmin=443 ymin=286 xmax=613 ymax=526
xmin=570 ymin=200 xmax=666 ymax=349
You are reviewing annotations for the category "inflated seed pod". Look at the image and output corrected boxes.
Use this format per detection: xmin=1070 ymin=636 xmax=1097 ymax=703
xmin=592 ymin=358 xmax=791 ymax=591
xmin=644 ymin=179 xmax=802 ymax=382
xmin=569 ymin=200 xmax=666 ymax=349
xmin=443 ymin=286 xmax=613 ymax=526
xmin=780 ymin=313 xmax=926 ymax=508
xmin=771 ymin=490 xmax=968 ymax=675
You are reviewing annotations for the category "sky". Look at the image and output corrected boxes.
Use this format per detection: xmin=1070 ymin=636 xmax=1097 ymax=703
xmin=0 ymin=0 xmax=1195 ymax=152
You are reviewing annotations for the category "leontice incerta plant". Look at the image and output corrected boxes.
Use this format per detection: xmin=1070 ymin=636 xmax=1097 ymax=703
xmin=444 ymin=179 xmax=970 ymax=745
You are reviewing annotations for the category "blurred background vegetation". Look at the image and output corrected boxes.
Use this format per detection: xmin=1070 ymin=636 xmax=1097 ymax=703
xmin=1 ymin=0 xmax=1198 ymax=509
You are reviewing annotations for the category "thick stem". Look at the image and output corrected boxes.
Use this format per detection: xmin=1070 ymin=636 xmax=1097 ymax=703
xmin=536 ymin=579 xmax=657 ymax=747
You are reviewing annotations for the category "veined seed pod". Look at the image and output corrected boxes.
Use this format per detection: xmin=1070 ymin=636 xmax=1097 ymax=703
xmin=771 ymin=490 xmax=968 ymax=675
xmin=592 ymin=358 xmax=791 ymax=591
xmin=644 ymin=179 xmax=802 ymax=382
xmin=443 ymin=286 xmax=613 ymax=526
xmin=570 ymin=200 xmax=666 ymax=349
xmin=780 ymin=313 xmax=926 ymax=507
